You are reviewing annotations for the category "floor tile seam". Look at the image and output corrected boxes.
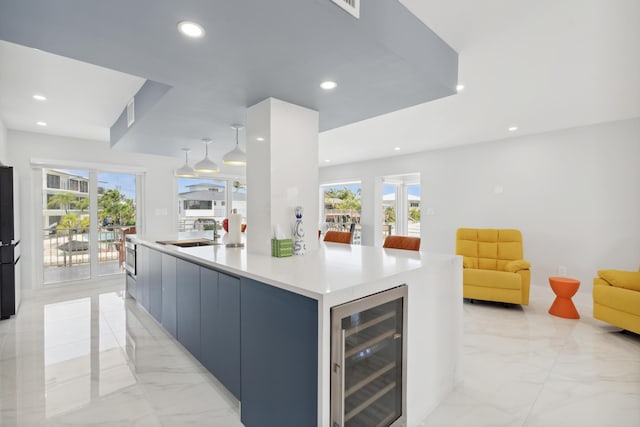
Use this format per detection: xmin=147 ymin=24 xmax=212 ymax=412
xmin=518 ymin=331 xmax=571 ymax=427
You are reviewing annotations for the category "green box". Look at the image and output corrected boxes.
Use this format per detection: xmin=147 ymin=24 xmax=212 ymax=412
xmin=271 ymin=239 xmax=293 ymax=257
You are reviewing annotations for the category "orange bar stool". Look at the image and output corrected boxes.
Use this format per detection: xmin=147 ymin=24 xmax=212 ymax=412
xmin=383 ymin=235 xmax=421 ymax=251
xmin=548 ymin=277 xmax=580 ymax=319
xmin=323 ymin=230 xmax=352 ymax=244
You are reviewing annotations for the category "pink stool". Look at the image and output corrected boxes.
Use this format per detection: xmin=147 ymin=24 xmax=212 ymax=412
xmin=548 ymin=277 xmax=580 ymax=319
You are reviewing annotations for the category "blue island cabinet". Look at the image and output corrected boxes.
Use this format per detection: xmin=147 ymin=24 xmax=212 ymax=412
xmin=160 ymin=254 xmax=177 ymax=337
xmin=147 ymin=248 xmax=163 ymax=322
xmin=240 ymin=278 xmax=318 ymax=427
xmin=200 ymin=270 xmax=241 ymax=399
xmin=176 ymin=259 xmax=201 ymax=360
xmin=134 ymin=246 xmax=319 ymax=427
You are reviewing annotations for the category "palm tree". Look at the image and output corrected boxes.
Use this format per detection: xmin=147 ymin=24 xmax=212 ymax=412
xmin=232 ymin=181 xmax=245 ymax=192
xmin=98 ymin=189 xmax=125 ymax=224
xmin=75 ymin=196 xmax=89 ymax=214
xmin=47 ymin=192 xmax=78 ymax=214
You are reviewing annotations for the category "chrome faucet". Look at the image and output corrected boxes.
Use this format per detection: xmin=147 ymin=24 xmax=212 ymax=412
xmin=212 ymin=219 xmax=220 ymax=240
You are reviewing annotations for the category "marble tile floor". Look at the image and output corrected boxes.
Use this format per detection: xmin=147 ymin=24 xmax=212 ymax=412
xmin=0 ymin=278 xmax=638 ymax=426
xmin=420 ymin=287 xmax=640 ymax=427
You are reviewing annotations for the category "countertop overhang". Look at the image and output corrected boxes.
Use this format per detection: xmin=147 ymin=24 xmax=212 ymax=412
xmin=129 ymin=233 xmax=459 ymax=302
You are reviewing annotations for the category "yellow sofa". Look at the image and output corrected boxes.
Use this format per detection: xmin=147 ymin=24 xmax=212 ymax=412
xmin=593 ymin=269 xmax=640 ymax=334
xmin=456 ymin=228 xmax=531 ymax=305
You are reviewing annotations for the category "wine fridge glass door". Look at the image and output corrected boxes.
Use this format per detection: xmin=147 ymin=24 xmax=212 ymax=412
xmin=331 ymin=285 xmax=407 ymax=427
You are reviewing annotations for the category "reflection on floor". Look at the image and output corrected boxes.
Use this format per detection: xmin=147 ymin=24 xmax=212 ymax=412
xmin=0 ymin=278 xmax=242 ymax=427
xmin=0 ymin=280 xmax=638 ymax=426
xmin=44 ymin=261 xmax=122 ymax=285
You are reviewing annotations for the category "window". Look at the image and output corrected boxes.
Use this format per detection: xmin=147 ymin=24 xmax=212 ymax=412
xmin=47 ymin=174 xmax=60 ymax=189
xmin=321 ymin=182 xmax=362 ymax=244
xmin=178 ymin=177 xmax=228 ymax=231
xmin=184 ymin=200 xmax=213 ymax=210
xmin=381 ymin=174 xmax=420 ymax=239
xmin=407 ymin=183 xmax=420 ymax=237
xmin=382 ymin=183 xmax=397 ymax=238
xmin=46 ymin=194 xmax=60 ymax=210
xmin=79 ymin=181 xmax=88 ymax=193
xmin=231 ymin=181 xmax=247 ymax=221
xmin=69 ymin=179 xmax=79 ymax=192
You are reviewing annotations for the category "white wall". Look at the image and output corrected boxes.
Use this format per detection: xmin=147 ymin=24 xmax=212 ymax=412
xmin=0 ymin=119 xmax=7 ymax=164
xmin=7 ymin=130 xmax=180 ymax=291
xmin=320 ymin=118 xmax=640 ymax=290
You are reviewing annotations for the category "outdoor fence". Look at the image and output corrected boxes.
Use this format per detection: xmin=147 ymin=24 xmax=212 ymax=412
xmin=43 ymin=227 xmax=126 ymax=267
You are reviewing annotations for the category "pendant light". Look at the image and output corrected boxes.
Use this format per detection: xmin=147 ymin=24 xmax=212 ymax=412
xmin=194 ymin=138 xmax=219 ymax=174
xmin=175 ymin=148 xmax=197 ymax=177
xmin=223 ymin=124 xmax=247 ymax=166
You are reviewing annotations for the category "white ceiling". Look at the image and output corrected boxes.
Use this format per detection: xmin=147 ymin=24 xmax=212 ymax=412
xmin=0 ymin=41 xmax=145 ymax=142
xmin=319 ymin=0 xmax=640 ymax=164
xmin=0 ymin=0 xmax=638 ymax=167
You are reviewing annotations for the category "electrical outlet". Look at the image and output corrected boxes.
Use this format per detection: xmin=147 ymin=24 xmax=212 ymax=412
xmin=558 ymin=265 xmax=567 ymax=276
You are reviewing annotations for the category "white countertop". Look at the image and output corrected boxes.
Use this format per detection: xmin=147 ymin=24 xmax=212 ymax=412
xmin=131 ymin=232 xmax=457 ymax=302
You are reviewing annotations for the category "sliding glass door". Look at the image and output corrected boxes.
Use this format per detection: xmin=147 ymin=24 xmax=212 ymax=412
xmin=42 ymin=168 xmax=138 ymax=285
xmin=42 ymin=169 xmax=91 ymax=284
xmin=97 ymin=172 xmax=137 ymax=277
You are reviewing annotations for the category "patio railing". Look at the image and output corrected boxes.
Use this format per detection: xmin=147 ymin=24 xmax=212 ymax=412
xmin=43 ymin=227 xmax=126 ymax=267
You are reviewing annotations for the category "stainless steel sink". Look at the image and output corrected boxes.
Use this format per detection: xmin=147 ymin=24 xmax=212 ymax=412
xmin=156 ymin=238 xmax=224 ymax=247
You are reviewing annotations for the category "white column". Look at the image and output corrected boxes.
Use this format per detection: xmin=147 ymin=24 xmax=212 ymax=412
xmin=246 ymin=98 xmax=319 ymax=255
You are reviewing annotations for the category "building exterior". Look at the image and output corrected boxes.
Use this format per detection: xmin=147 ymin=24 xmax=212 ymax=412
xmin=178 ymin=183 xmax=247 ymax=230
xmin=42 ymin=168 xmax=89 ymax=230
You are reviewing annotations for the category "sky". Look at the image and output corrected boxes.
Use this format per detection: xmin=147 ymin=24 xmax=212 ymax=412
xmin=60 ymin=169 xmax=136 ymax=200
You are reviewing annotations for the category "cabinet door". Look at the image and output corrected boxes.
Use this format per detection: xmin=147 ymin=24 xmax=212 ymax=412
xmin=161 ymin=254 xmax=177 ymax=338
xmin=147 ymin=249 xmax=162 ymax=322
xmin=241 ymin=278 xmax=318 ymax=427
xmin=200 ymin=268 xmax=219 ymax=372
xmin=176 ymin=259 xmax=201 ymax=359
xmin=217 ymin=273 xmax=241 ymax=398
xmin=200 ymin=269 xmax=241 ymax=400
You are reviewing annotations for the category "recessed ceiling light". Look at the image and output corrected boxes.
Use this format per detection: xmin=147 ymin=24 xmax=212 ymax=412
xmin=508 ymin=126 xmax=518 ymax=132
xmin=36 ymin=121 xmax=47 ymax=126
xmin=256 ymin=137 xmax=265 ymax=142
xmin=456 ymin=84 xmax=465 ymax=92
xmin=177 ymin=21 xmax=205 ymax=38
xmin=394 ymin=147 xmax=401 ymax=151
xmin=324 ymin=159 xmax=331 ymax=163
xmin=320 ymin=81 xmax=337 ymax=90
xmin=33 ymin=94 xmax=47 ymax=101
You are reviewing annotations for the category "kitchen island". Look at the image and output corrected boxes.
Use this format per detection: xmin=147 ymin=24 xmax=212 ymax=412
xmin=128 ymin=234 xmax=462 ymax=427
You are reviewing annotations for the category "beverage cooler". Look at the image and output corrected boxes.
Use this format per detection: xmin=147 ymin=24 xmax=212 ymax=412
xmin=331 ymin=285 xmax=408 ymax=427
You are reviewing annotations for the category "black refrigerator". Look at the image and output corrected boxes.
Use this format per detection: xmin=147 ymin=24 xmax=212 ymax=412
xmin=0 ymin=166 xmax=20 ymax=320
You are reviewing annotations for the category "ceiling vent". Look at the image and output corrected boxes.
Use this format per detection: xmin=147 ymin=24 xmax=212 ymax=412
xmin=126 ymin=98 xmax=135 ymax=128
xmin=331 ymin=0 xmax=359 ymax=19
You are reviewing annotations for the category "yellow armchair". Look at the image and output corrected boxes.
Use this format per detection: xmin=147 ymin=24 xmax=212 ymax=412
xmin=593 ymin=268 xmax=640 ymax=334
xmin=456 ymin=228 xmax=530 ymax=305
